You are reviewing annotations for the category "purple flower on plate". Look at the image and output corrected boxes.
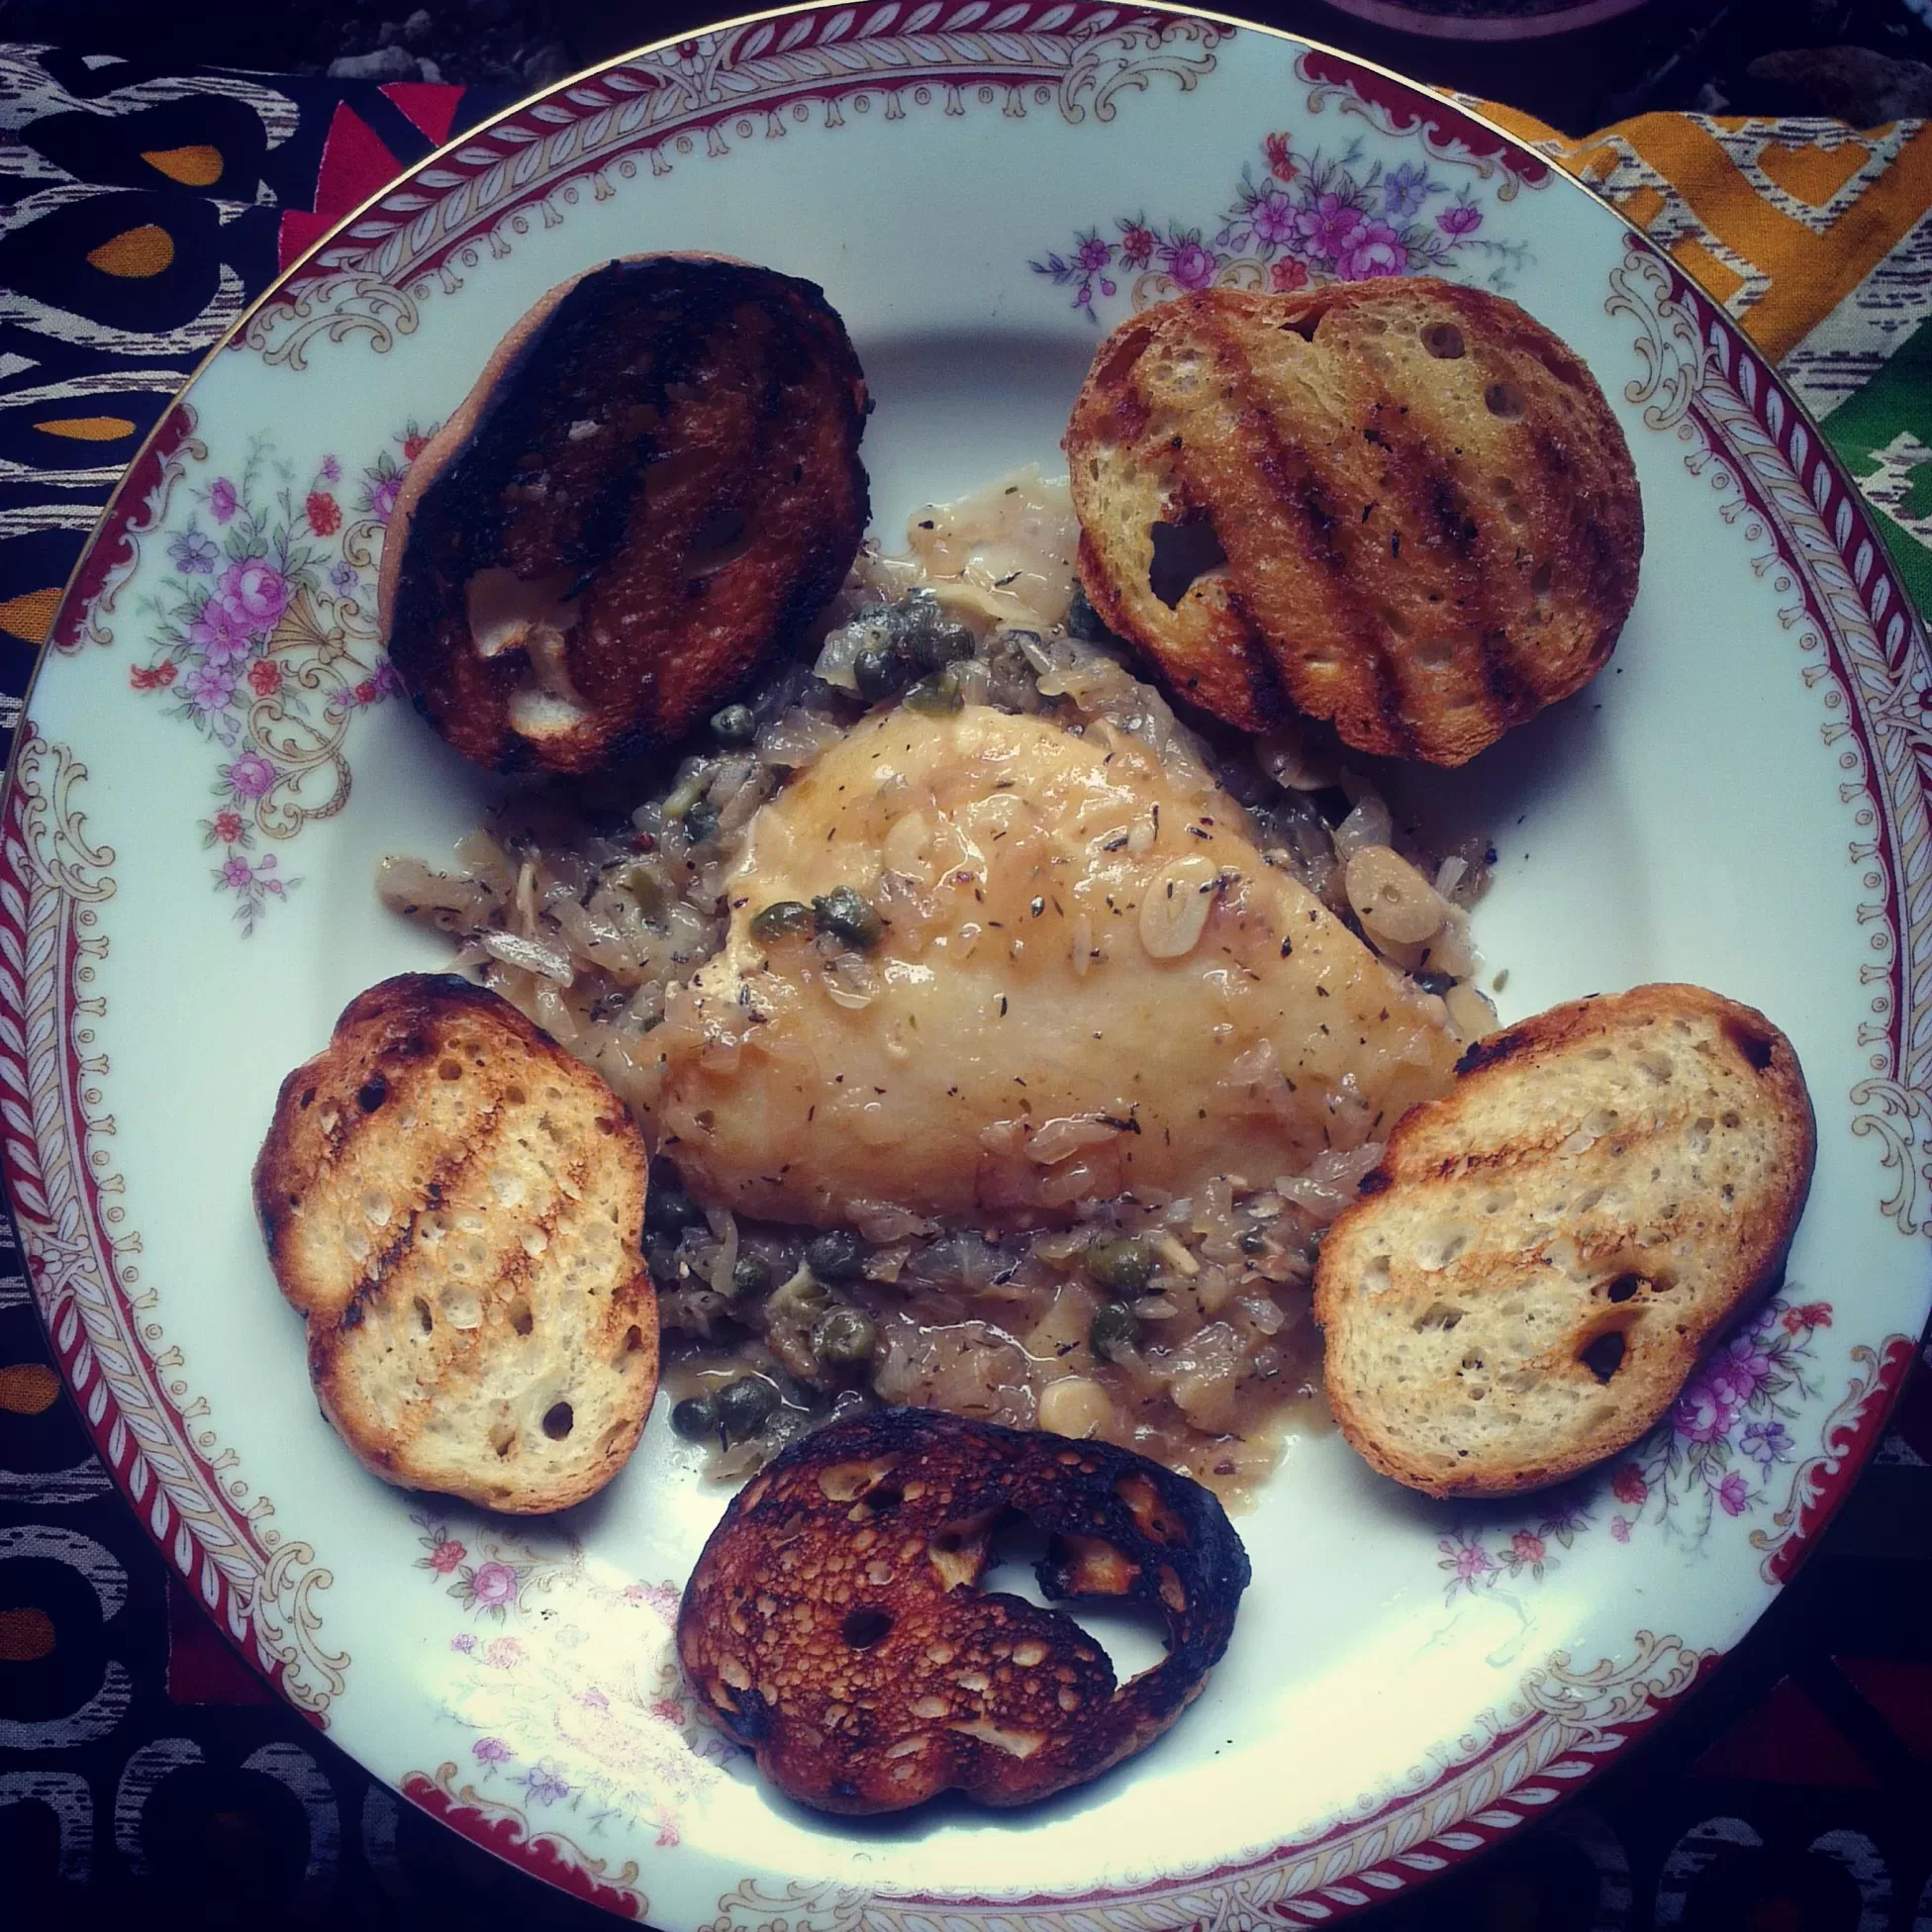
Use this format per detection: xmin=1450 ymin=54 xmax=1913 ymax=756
xmin=329 ymin=560 xmax=357 ymax=592
xmin=1706 ymin=1333 xmax=1775 ymax=1410
xmin=222 ymin=749 xmax=278 ymax=800
xmin=472 ymin=1736 xmax=512 ymax=1764
xmin=1449 ymin=1541 xmax=1491 ymax=1584
xmin=1383 ymin=161 xmax=1432 ymax=219
xmin=449 ymin=1632 xmax=476 ymax=1653
xmin=1716 ymin=1471 xmax=1751 ymax=1516
xmin=209 ymin=477 xmax=238 ymax=524
xmin=1249 ymin=188 xmax=1299 ymax=248
xmin=1161 ymin=238 xmax=1218 ymax=290
xmin=183 ymin=662 xmax=237 ymax=713
xmin=1296 ymin=192 xmax=1366 ymax=262
xmin=1741 ymin=1420 xmax=1792 ymax=1466
xmin=1672 ymin=1375 xmax=1738 ymax=1445
xmin=220 ymin=557 xmax=290 ymax=634
xmin=169 ymin=529 xmax=219 ymax=575
xmin=321 ymin=454 xmax=342 ymax=483
xmin=1074 ymin=234 xmax=1112 ymax=274
xmin=221 ymin=854 xmax=255 ymax=890
xmin=1335 ymin=221 xmax=1407 ymax=281
xmin=524 ymin=1766 xmax=569 ymax=1805
xmin=469 ymin=1561 xmax=520 ymax=1609
xmin=188 ymin=595 xmax=253 ymax=668
xmin=1438 ymin=202 xmax=1483 ymax=238
xmin=1609 ymin=1514 xmax=1631 ymax=1543
xmin=363 ymin=470 xmax=403 ymax=524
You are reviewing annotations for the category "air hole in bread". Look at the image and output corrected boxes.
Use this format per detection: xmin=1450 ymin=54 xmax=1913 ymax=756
xmin=840 ymin=1606 xmax=894 ymax=1650
xmin=438 ymin=1058 xmax=462 ymax=1080
xmin=507 ymin=1297 xmax=533 ymax=1337
xmin=360 ymin=1191 xmax=392 ymax=1226
xmin=1377 ymin=604 xmax=1411 ymax=639
xmin=356 ymin=1077 xmax=387 ymax=1112
xmin=1580 ymin=1330 xmax=1627 ymax=1383
xmin=439 ymin=1285 xmax=481 ymax=1329
xmin=1422 ymin=323 xmax=1466 ymax=359
xmin=542 ymin=1401 xmax=574 ymax=1440
xmin=1485 ymin=381 xmax=1526 ymax=421
xmin=623 ymin=1324 xmax=645 ymax=1353
xmin=1412 ymin=1302 xmax=1464 ymax=1332
xmin=300 ymin=1087 xmax=316 ymax=1110
xmin=1415 ymin=639 xmax=1454 ymax=670
xmin=413 ymin=1296 xmax=434 ymax=1335
xmin=490 ymin=1419 xmax=517 ymax=1458
xmin=1720 ymin=1110 xmax=1741 ymax=1129
xmin=1529 ymin=562 xmax=1554 ymax=599
xmin=1148 ymin=516 xmax=1227 ymax=609
xmin=1604 ymin=1273 xmax=1645 ymax=1304
xmin=1731 ymin=1027 xmax=1775 ymax=1071
xmin=505 ymin=1084 xmax=528 ymax=1107
xmin=1363 ymin=1252 xmax=1392 ymax=1292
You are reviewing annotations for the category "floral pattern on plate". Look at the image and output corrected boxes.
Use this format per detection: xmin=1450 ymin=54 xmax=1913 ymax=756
xmin=127 ymin=426 xmax=431 ymax=929
xmin=1031 ymin=130 xmax=1532 ymax=322
xmin=1438 ymin=1297 xmax=1832 ymax=1597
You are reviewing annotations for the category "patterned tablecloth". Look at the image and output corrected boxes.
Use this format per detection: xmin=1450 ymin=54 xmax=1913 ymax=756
xmin=4 ymin=40 xmax=1932 ymax=1932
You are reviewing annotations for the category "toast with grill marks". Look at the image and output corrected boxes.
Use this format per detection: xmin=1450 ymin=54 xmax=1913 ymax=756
xmin=378 ymin=253 xmax=869 ymax=777
xmin=677 ymin=1406 xmax=1250 ymax=1813
xmin=253 ymin=975 xmax=657 ymax=1513
xmin=1312 ymin=984 xmax=1813 ymax=1497
xmin=1065 ymin=279 xmax=1642 ymax=765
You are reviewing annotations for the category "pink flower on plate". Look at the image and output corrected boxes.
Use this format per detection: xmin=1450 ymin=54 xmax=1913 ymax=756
xmin=220 ymin=557 xmax=291 ymax=634
xmin=1706 ymin=1334 xmax=1774 ymax=1409
xmin=1450 ymin=1542 xmax=1491 ymax=1584
xmin=1296 ymin=193 xmax=1365 ymax=262
xmin=426 ymin=1538 xmax=466 ymax=1575
xmin=211 ymin=810 xmax=243 ymax=844
xmin=1335 ymin=220 xmax=1407 ymax=282
xmin=1118 ymin=223 xmax=1156 ymax=269
xmin=1716 ymin=1471 xmax=1751 ymax=1516
xmin=1270 ymin=257 xmax=1309 ymax=294
xmin=209 ymin=477 xmax=238 ymax=523
xmin=469 ymin=1561 xmax=520 ymax=1608
xmin=1609 ymin=1515 xmax=1631 ymax=1543
xmin=222 ymin=749 xmax=278 ymax=800
xmin=1162 ymin=239 xmax=1218 ymax=290
xmin=188 ymin=595 xmax=253 ymax=668
xmin=1249 ymin=189 xmax=1299 ymax=248
xmin=1265 ymin=131 xmax=1298 ymax=182
xmin=1672 ymin=1375 xmax=1738 ymax=1445
xmin=1438 ymin=203 xmax=1483 ymax=238
xmin=472 ymin=1736 xmax=512 ymax=1764
xmin=183 ymin=662 xmax=237 ymax=713
xmin=1610 ymin=1464 xmax=1648 ymax=1506
xmin=1508 ymin=1530 xmax=1545 ymax=1567
xmin=484 ymin=1636 xmax=525 ymax=1670
xmin=221 ymin=855 xmax=255 ymax=890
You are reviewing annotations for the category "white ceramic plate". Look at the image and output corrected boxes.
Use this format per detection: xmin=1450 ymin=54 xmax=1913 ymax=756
xmin=7 ymin=5 xmax=1930 ymax=1923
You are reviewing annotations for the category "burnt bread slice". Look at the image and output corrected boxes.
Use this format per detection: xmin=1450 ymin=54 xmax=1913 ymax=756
xmin=1065 ymin=279 xmax=1642 ymax=765
xmin=378 ymin=253 xmax=869 ymax=776
xmin=1312 ymin=984 xmax=1814 ymax=1497
xmin=677 ymin=1406 xmax=1249 ymax=1813
xmin=253 ymin=974 xmax=658 ymax=1512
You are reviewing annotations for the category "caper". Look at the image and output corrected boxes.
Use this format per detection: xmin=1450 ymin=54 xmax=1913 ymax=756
xmin=730 ymin=1253 xmax=773 ymax=1299
xmin=682 ymin=797 xmax=720 ymax=845
xmin=711 ymin=703 xmax=757 ymax=743
xmin=904 ymin=670 xmax=963 ymax=716
xmin=644 ymin=1179 xmax=705 ymax=1235
xmin=750 ymin=899 xmax=813 ymax=942
xmin=909 ymin=622 xmax=975 ymax=674
xmin=1414 ymin=969 xmax=1455 ymax=996
xmin=812 ymin=1305 xmax=878 ymax=1365
xmin=887 ymin=591 xmax=941 ymax=640
xmin=812 ymin=886 xmax=883 ymax=951
xmin=1065 ymin=584 xmax=1112 ymax=643
xmin=1088 ymin=1234 xmax=1156 ymax=1293
xmin=1239 ymin=1228 xmax=1269 ymax=1256
xmin=1090 ymin=1301 xmax=1142 ymax=1362
xmin=853 ymin=641 xmax=908 ymax=702
xmin=714 ymin=1374 xmax=780 ymax=1439
xmin=643 ymin=1230 xmax=683 ymax=1287
xmin=805 ymin=1228 xmax=863 ymax=1282
xmin=670 ymin=1396 xmax=717 ymax=1442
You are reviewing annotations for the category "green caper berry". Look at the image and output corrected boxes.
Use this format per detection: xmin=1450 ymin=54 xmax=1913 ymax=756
xmin=853 ymin=642 xmax=907 ymax=702
xmin=643 ymin=1231 xmax=683 ymax=1287
xmin=1239 ymin=1229 xmax=1269 ymax=1256
xmin=812 ymin=1305 xmax=878 ymax=1366
xmin=1088 ymin=1235 xmax=1156 ymax=1293
xmin=1065 ymin=585 xmax=1111 ymax=643
xmin=904 ymin=670 xmax=963 ymax=716
xmin=711 ymin=704 xmax=757 ymax=743
xmin=1090 ymin=1301 xmax=1142 ymax=1362
xmin=644 ymin=1184 xmax=704 ymax=1235
xmin=683 ymin=797 xmax=720 ymax=845
xmin=888 ymin=592 xmax=941 ymax=640
xmin=805 ymin=1228 xmax=863 ymax=1282
xmin=812 ymin=886 xmax=883 ymax=952
xmin=909 ymin=623 xmax=975 ymax=673
xmin=670 ymin=1396 xmax=717 ymax=1442
xmin=750 ymin=900 xmax=813 ymax=942
xmin=714 ymin=1375 xmax=780 ymax=1439
xmin=730 ymin=1253 xmax=773 ymax=1299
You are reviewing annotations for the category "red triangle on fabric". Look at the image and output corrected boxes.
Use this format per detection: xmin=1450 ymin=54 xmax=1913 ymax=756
xmin=382 ymin=80 xmax=463 ymax=146
xmin=276 ymin=101 xmax=403 ymax=270
xmin=1690 ymin=1677 xmax=1879 ymax=1787
xmin=1836 ymin=1656 xmax=1932 ymax=1762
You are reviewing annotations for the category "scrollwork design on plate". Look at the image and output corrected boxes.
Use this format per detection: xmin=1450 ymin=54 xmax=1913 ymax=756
xmin=239 ymin=272 xmax=421 ymax=371
xmin=0 ymin=733 xmax=346 ymax=1716
xmin=1605 ymin=249 xmax=1707 ymax=433
xmin=1847 ymin=1077 xmax=1932 ymax=1234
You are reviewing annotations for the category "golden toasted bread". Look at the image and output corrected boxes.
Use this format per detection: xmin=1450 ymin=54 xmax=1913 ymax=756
xmin=677 ymin=1406 xmax=1249 ymax=1812
xmin=1312 ymin=984 xmax=1814 ymax=1497
xmin=1065 ymin=279 xmax=1642 ymax=765
xmin=253 ymin=974 xmax=657 ymax=1512
xmin=378 ymin=253 xmax=869 ymax=776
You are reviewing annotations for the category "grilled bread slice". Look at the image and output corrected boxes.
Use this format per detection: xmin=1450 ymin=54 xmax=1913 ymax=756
xmin=1312 ymin=984 xmax=1813 ymax=1497
xmin=678 ymin=1406 xmax=1249 ymax=1813
xmin=378 ymin=253 xmax=869 ymax=777
xmin=253 ymin=974 xmax=657 ymax=1512
xmin=1065 ymin=279 xmax=1642 ymax=765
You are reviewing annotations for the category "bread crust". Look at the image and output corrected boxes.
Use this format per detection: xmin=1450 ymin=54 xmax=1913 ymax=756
xmin=1312 ymin=984 xmax=1814 ymax=1497
xmin=254 ymin=974 xmax=658 ymax=1512
xmin=677 ymin=1406 xmax=1249 ymax=1812
xmin=379 ymin=253 xmax=869 ymax=776
xmin=1065 ymin=279 xmax=1642 ymax=765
